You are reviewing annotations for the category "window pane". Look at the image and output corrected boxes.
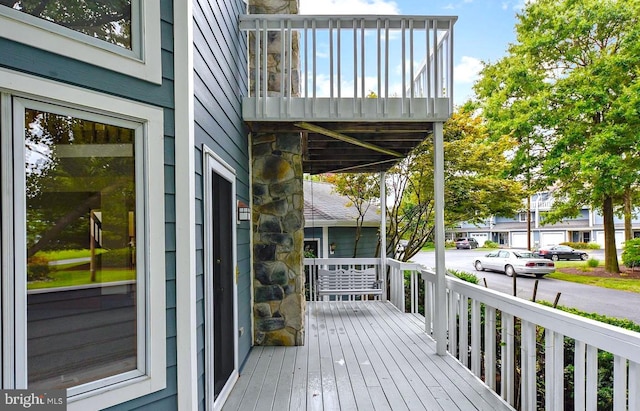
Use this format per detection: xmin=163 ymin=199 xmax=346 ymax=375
xmin=6 ymin=1 xmax=132 ymax=49
xmin=24 ymin=109 xmax=138 ymax=389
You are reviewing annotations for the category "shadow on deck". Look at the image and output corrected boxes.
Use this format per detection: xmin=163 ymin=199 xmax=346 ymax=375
xmin=223 ymin=301 xmax=513 ymax=410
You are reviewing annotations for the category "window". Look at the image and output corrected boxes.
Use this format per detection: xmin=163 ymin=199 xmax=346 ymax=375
xmin=518 ymin=212 xmax=533 ymax=222
xmin=0 ymin=1 xmax=161 ymax=83
xmin=1 ymin=70 xmax=165 ymax=408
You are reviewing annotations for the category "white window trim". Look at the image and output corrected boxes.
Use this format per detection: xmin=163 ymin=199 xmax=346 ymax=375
xmin=0 ymin=1 xmax=162 ymax=84
xmin=203 ymin=145 xmax=239 ymax=411
xmin=0 ymin=68 xmax=166 ymax=410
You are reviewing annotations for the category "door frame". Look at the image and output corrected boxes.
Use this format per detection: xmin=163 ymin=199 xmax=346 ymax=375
xmin=203 ymin=145 xmax=238 ymax=410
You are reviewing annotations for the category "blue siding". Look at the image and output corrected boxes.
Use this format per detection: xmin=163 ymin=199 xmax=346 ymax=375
xmin=328 ymin=227 xmax=380 ymax=258
xmin=1 ymin=0 xmax=179 ymax=408
xmin=192 ymin=0 xmax=251 ymax=408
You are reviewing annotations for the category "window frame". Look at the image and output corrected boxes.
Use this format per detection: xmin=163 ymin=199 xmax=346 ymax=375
xmin=0 ymin=1 xmax=161 ymax=84
xmin=0 ymin=68 xmax=166 ymax=409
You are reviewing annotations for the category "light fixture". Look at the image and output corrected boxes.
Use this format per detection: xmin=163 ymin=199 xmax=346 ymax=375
xmin=330 ymin=242 xmax=336 ymax=254
xmin=237 ymin=201 xmax=251 ymax=222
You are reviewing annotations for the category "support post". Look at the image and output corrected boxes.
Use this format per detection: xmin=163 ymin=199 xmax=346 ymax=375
xmin=433 ymin=122 xmax=447 ymax=355
xmin=379 ymin=171 xmax=387 ymax=301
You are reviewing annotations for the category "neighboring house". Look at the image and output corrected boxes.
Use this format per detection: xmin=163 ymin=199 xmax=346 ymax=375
xmin=0 ymin=1 xmax=456 ymax=410
xmin=450 ymin=192 xmax=640 ymax=249
xmin=303 ymin=180 xmax=381 ymax=258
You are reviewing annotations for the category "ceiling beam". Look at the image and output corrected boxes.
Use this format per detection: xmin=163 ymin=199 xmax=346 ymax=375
xmin=295 ymin=122 xmax=403 ymax=158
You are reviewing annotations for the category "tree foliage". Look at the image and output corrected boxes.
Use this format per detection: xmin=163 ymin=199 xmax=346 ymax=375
xmin=331 ymin=106 xmax=523 ymax=262
xmin=475 ymin=0 xmax=640 ymax=272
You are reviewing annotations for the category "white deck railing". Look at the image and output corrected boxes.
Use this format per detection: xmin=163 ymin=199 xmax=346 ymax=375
xmin=422 ymin=269 xmax=640 ymax=411
xmin=240 ymin=15 xmax=456 ymax=122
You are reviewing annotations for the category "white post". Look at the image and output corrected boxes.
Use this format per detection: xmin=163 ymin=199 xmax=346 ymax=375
xmin=380 ymin=171 xmax=387 ymax=301
xmin=434 ymin=122 xmax=447 ymax=355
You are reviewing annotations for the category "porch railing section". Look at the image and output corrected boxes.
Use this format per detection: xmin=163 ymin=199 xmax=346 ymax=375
xmin=240 ymin=14 xmax=456 ymax=122
xmin=421 ymin=268 xmax=640 ymax=410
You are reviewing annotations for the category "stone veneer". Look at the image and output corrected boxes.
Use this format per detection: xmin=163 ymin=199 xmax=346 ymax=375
xmin=250 ymin=0 xmax=304 ymax=346
xmin=252 ymin=133 xmax=304 ymax=346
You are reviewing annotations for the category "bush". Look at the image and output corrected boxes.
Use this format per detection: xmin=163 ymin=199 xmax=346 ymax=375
xmin=444 ymin=240 xmax=456 ymax=248
xmin=560 ymin=241 xmax=600 ymax=249
xmin=587 ymin=258 xmax=599 ymax=268
xmin=101 ymin=247 xmax=135 ymax=268
xmin=27 ymin=255 xmax=53 ymax=282
xmin=483 ymin=240 xmax=499 ymax=248
xmin=447 ymin=269 xmax=479 ymax=284
xmin=622 ymin=238 xmax=640 ymax=268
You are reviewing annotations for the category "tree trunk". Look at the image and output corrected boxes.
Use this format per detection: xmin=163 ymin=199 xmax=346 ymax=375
xmin=603 ymin=195 xmax=620 ymax=273
xmin=624 ymin=188 xmax=633 ymax=242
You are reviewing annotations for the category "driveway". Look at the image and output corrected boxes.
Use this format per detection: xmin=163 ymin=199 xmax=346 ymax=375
xmin=410 ymin=249 xmax=640 ymax=324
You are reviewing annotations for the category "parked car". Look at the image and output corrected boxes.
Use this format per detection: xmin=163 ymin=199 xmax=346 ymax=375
xmin=455 ymin=237 xmax=479 ymax=249
xmin=474 ymin=249 xmax=555 ymax=277
xmin=537 ymin=245 xmax=589 ymax=261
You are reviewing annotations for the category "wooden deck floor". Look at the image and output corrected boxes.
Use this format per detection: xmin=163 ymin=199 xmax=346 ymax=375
xmin=222 ymin=301 xmax=513 ymax=411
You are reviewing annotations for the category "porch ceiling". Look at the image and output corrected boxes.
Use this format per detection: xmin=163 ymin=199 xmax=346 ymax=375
xmin=245 ymin=121 xmax=434 ymax=174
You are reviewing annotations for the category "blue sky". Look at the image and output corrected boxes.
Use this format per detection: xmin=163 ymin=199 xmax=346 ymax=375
xmin=299 ymin=0 xmax=525 ymax=106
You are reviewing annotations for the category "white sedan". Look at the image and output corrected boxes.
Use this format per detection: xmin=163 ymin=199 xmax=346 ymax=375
xmin=473 ymin=249 xmax=555 ymax=278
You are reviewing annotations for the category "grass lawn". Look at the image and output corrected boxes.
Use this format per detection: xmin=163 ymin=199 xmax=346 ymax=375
xmin=547 ymin=272 xmax=640 ymax=293
xmin=28 ymin=269 xmax=135 ymax=290
xmin=37 ymin=248 xmax=106 ymax=261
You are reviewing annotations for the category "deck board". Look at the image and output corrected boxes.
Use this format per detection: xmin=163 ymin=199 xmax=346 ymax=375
xmin=222 ymin=301 xmax=513 ymax=411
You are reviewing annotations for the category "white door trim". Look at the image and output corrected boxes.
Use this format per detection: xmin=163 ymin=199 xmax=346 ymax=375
xmin=203 ymin=145 xmax=239 ymax=410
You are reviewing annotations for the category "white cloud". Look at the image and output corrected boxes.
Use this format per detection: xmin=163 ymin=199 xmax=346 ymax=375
xmin=299 ymin=0 xmax=400 ymax=15
xmin=454 ymin=56 xmax=483 ymax=84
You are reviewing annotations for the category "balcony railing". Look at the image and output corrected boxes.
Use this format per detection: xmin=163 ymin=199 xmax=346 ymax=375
xmin=422 ymin=269 xmax=640 ymax=410
xmin=240 ymin=15 xmax=456 ymax=122
xmin=304 ymin=257 xmax=640 ymax=410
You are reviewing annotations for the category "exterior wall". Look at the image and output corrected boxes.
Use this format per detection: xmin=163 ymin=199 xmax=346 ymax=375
xmin=190 ymin=0 xmax=251 ymax=407
xmin=329 ymin=227 xmax=380 ymax=258
xmin=0 ymin=1 xmax=177 ymax=409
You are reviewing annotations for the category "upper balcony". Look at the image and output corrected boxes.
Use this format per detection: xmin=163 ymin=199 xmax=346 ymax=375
xmin=240 ymin=14 xmax=457 ymax=174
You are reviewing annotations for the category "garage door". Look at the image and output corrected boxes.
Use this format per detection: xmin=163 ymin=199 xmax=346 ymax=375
xmin=470 ymin=233 xmax=488 ymax=246
xmin=511 ymin=232 xmax=528 ymax=249
xmin=540 ymin=232 xmax=565 ymax=247
xmin=595 ymin=230 xmax=625 ymax=249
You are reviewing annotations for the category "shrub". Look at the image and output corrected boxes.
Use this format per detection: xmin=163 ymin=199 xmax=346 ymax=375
xmin=101 ymin=247 xmax=135 ymax=268
xmin=587 ymin=258 xmax=599 ymax=268
xmin=622 ymin=238 xmax=640 ymax=268
xmin=560 ymin=241 xmax=600 ymax=250
xmin=27 ymin=255 xmax=52 ymax=282
xmin=483 ymin=240 xmax=499 ymax=248
xmin=444 ymin=240 xmax=456 ymax=248
xmin=447 ymin=269 xmax=479 ymax=284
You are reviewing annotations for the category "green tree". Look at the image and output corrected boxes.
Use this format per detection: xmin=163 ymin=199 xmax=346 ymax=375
xmin=475 ymin=0 xmax=640 ymax=272
xmin=332 ymin=106 xmax=523 ymax=262
xmin=325 ymin=173 xmax=379 ymax=258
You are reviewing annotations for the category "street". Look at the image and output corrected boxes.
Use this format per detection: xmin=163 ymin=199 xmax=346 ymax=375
xmin=410 ymin=249 xmax=640 ymax=324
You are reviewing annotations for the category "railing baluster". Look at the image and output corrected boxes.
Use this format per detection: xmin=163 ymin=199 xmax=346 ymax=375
xmin=360 ymin=18 xmax=365 ymax=115
xmin=470 ymin=299 xmax=481 ymax=376
xmin=613 ymin=355 xmax=627 ymax=411
xmin=329 ymin=19 xmax=334 ymax=117
xmin=630 ymin=361 xmax=640 ymax=410
xmin=384 ymin=18 xmax=389 ymax=116
xmin=409 ymin=18 xmax=414 ymax=116
xmin=586 ymin=345 xmax=598 ymax=410
xmin=545 ymin=330 xmax=565 ymax=411
xmin=501 ymin=312 xmax=515 ymax=405
xmin=447 ymin=289 xmax=457 ymax=355
xmin=426 ymin=20 xmax=432 ymax=114
xmin=377 ymin=18 xmax=381 ymax=115
xmin=401 ymin=18 xmax=406 ymax=116
xmin=448 ymin=19 xmax=454 ymax=113
xmin=521 ymin=320 xmax=537 ymax=411
xmin=459 ymin=295 xmax=469 ymax=366
xmin=352 ymin=19 xmax=357 ymax=114
xmin=575 ymin=340 xmax=586 ymax=410
xmin=280 ymin=19 xmax=285 ymax=117
xmin=312 ymin=19 xmax=317 ymax=116
xmin=484 ymin=306 xmax=496 ymax=390
xmin=304 ymin=19 xmax=308 ymax=115
xmin=337 ymin=19 xmax=341 ymax=107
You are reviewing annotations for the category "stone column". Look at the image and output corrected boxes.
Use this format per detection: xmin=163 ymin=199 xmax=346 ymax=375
xmin=252 ymin=133 xmax=304 ymax=346
xmin=250 ymin=0 xmax=303 ymax=347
